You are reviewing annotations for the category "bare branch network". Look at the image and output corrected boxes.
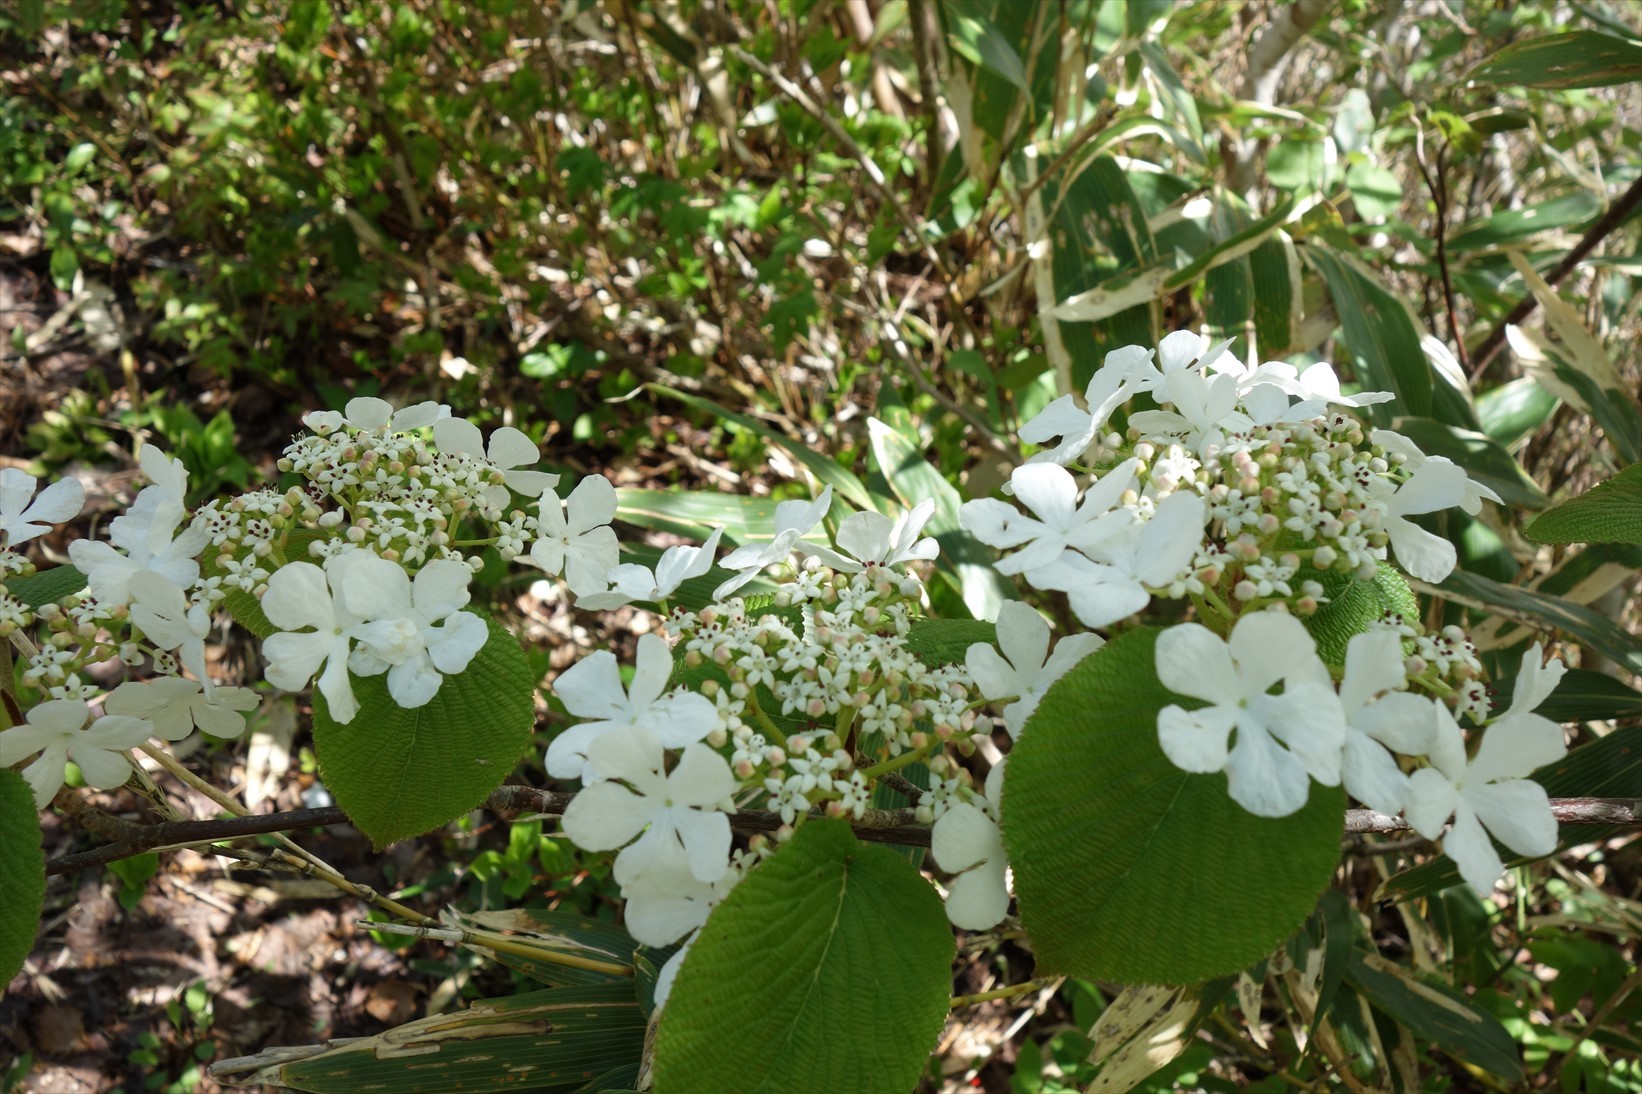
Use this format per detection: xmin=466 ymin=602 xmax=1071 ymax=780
xmin=43 ymin=787 xmax=1642 ymax=878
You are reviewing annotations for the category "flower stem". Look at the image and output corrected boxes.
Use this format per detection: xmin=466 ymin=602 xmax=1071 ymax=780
xmin=949 ymin=976 xmax=1060 ymax=1009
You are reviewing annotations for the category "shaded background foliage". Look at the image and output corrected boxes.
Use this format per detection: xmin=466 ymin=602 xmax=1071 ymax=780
xmin=1 ymin=0 xmax=1640 ymax=1091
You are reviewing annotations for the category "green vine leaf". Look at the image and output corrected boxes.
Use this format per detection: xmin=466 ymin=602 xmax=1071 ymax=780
xmin=0 ymin=768 xmax=46 ymax=986
xmin=313 ymin=614 xmax=535 ymax=848
xmin=653 ymin=818 xmax=953 ymax=1093
xmin=1005 ymin=628 xmax=1343 ymax=984
xmin=1526 ymin=463 xmax=1642 ymax=545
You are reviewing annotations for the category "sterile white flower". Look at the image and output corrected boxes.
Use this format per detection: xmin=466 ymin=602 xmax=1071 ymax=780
xmin=1372 ymin=429 xmax=1501 ymax=516
xmin=104 ymin=677 xmax=258 ymax=741
xmin=713 ymin=485 xmax=833 ymax=599
xmin=1337 ymin=630 xmax=1434 ymax=815
xmin=1403 ymin=655 xmax=1566 ymax=896
xmin=576 ymin=528 xmax=725 ymax=611
xmin=529 ymin=476 xmax=619 ymax=595
xmin=302 ymin=396 xmax=448 ymax=435
xmin=546 ymin=633 xmax=718 ymax=779
xmin=433 ymin=416 xmax=559 ymax=502
xmin=1128 ymin=369 xmax=1248 ymax=453
xmin=959 ymin=460 xmax=1138 ymax=576
xmin=931 ymin=760 xmax=1010 ymax=930
xmin=965 ymin=601 xmax=1104 ymax=737
xmin=0 ymin=468 xmax=85 ymax=547
xmin=129 ymin=570 xmax=214 ymax=690
xmin=1028 ymin=491 xmax=1206 ymax=629
xmin=807 ymin=499 xmax=938 ymax=573
xmin=1018 ymin=346 xmax=1150 ymax=466
xmin=340 ymin=555 xmax=488 ymax=708
xmin=562 ymin=728 xmax=737 ymax=883
xmin=1155 ymin=613 xmax=1346 ymax=817
xmin=1373 ymin=456 xmax=1470 ymax=582
xmin=617 ymin=853 xmax=735 ymax=947
xmin=261 ymin=558 xmax=369 ymax=723
xmin=1131 ymin=330 xmax=1233 ymax=395
xmin=0 ymin=699 xmax=153 ymax=807
xmin=68 ymin=489 xmax=206 ymax=607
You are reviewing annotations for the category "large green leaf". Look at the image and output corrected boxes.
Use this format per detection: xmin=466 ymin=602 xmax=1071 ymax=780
xmin=1303 ymin=566 xmax=1418 ymax=669
xmin=1388 ymin=417 xmax=1549 ymax=510
xmin=904 ymin=618 xmax=997 ymax=668
xmin=1248 ymin=233 xmax=1301 ymax=355
xmin=1345 ymin=952 xmax=1523 ymax=1081
xmin=313 ymin=616 xmax=535 ymax=848
xmin=1446 ymin=191 xmax=1601 ymax=252
xmin=0 ymin=768 xmax=44 ymax=987
xmin=1004 ymin=629 xmax=1343 ymax=984
xmin=1466 ymin=30 xmax=1642 ymax=90
xmin=615 ymin=487 xmax=783 ymax=546
xmin=1533 ymin=669 xmax=1642 ymax=723
xmin=1475 ymin=376 xmax=1559 ymax=449
xmin=653 ymin=819 xmax=953 ymax=1093
xmin=4 ymin=564 xmax=87 ymax=609
xmin=1525 ymin=463 xmax=1642 ymax=545
xmin=211 ymin=982 xmax=645 ymax=1093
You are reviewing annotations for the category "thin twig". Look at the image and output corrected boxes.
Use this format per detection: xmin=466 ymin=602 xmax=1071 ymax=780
xmin=1411 ymin=126 xmax=1467 ymax=370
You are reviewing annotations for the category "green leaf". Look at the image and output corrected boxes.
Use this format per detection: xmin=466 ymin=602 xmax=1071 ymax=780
xmin=443 ymin=907 xmax=637 ymax=988
xmin=213 ymin=982 xmax=645 ymax=1092
xmin=3 ymin=564 xmax=87 ymax=609
xmin=615 ymin=487 xmax=786 ymax=546
xmin=649 ymin=387 xmax=874 ymax=511
xmin=1004 ymin=629 xmax=1343 ymax=984
xmin=1475 ymin=377 xmax=1559 ymax=449
xmin=1466 ymin=30 xmax=1642 ymax=89
xmin=1345 ymin=951 xmax=1523 ymax=1081
xmin=313 ymin=615 xmax=535 ymax=848
xmin=948 ymin=10 xmax=1028 ymax=89
xmin=1534 ymin=669 xmax=1642 ymax=723
xmin=0 ymin=768 xmax=45 ymax=987
xmin=1526 ymin=463 xmax=1642 ymax=545
xmin=653 ymin=819 xmax=952 ymax=1093
xmin=904 ymin=618 xmax=996 ymax=668
xmin=49 ymin=244 xmax=77 ymax=289
xmin=1417 ymin=568 xmax=1642 ymax=675
xmin=1388 ymin=418 xmax=1548 ymax=509
xmin=1248 ymin=233 xmax=1301 ymax=355
xmin=1446 ymin=192 xmax=1601 ymax=252
xmin=63 ymin=142 xmax=97 ymax=175
xmin=867 ymin=413 xmax=1012 ymax=620
xmin=1303 ymin=566 xmax=1418 ymax=669
xmin=1306 ymin=247 xmax=1432 ymax=420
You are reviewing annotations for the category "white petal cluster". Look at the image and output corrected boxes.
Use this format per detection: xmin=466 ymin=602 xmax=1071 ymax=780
xmin=0 ymin=699 xmax=153 ymax=807
xmin=965 ymin=602 xmax=1102 ymax=738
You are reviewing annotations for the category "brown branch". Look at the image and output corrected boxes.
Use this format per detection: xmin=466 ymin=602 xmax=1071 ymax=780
xmin=1343 ymin=797 xmax=1642 ymax=833
xmin=1468 ymin=172 xmax=1642 ymax=379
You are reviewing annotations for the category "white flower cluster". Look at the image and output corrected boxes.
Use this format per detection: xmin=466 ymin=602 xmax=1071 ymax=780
xmin=960 ymin=330 xmax=1563 ymax=897
xmin=961 ymin=331 xmax=1498 ymax=632
xmin=0 ymin=395 xmax=603 ymax=806
xmin=1157 ymin=613 xmax=1565 ymax=895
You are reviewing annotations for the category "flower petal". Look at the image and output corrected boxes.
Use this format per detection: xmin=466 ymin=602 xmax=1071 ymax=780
xmin=563 ymin=781 xmax=653 ymax=851
xmin=1157 ymin=704 xmax=1238 ymax=774
xmin=1223 ymin=722 xmax=1311 ymax=818
xmin=1466 ymin=778 xmax=1557 ymax=858
xmin=1443 ymin=804 xmax=1505 ymax=896
xmin=1155 ymin=623 xmax=1240 ymax=705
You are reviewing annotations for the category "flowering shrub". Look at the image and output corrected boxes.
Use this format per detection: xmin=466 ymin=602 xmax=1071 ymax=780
xmin=0 ymin=336 xmax=1610 ymax=1090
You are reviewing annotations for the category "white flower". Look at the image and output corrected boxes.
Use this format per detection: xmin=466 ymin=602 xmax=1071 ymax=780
xmin=340 ymin=556 xmax=488 ymax=708
xmin=529 ymin=476 xmax=619 ymax=596
xmin=1373 ymin=456 xmax=1470 ymax=582
xmin=433 ymin=416 xmax=559 ymax=503
xmin=1372 ymin=429 xmax=1501 ymax=516
xmin=1404 ymin=648 xmax=1566 ymax=895
xmin=1337 ymin=630 xmax=1434 ymax=815
xmin=1128 ymin=369 xmax=1248 ymax=453
xmin=652 ymin=933 xmax=696 ymax=1010
xmin=1028 ymin=491 xmax=1206 ymax=628
xmin=576 ymin=528 xmax=725 ymax=611
xmin=128 ymin=571 xmax=213 ymax=691
xmin=261 ymin=558 xmax=369 ymax=723
xmin=617 ymin=852 xmax=736 ymax=947
xmin=137 ymin=444 xmax=189 ymax=505
xmin=562 ymin=728 xmax=737 ymax=883
xmin=807 ymin=499 xmax=938 ymax=572
xmin=104 ymin=677 xmax=258 ymax=740
xmin=931 ymin=760 xmax=1010 ymax=930
xmin=965 ymin=602 xmax=1104 ymax=737
xmin=1260 ymin=361 xmax=1393 ymax=409
xmin=1018 ymin=346 xmax=1149 ymax=466
xmin=0 ymin=699 xmax=153 ymax=807
xmin=0 ymin=468 xmax=85 ymax=547
xmin=1155 ymin=613 xmax=1346 ymax=818
xmin=301 ymin=396 xmax=448 ymax=435
xmin=68 ymin=490 xmax=206 ymax=607
xmin=713 ymin=485 xmax=833 ymax=599
xmin=546 ymin=633 xmax=718 ymax=779
xmin=960 ymin=460 xmax=1138 ymax=576
xmin=1132 ymin=330 xmax=1233 ymax=395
